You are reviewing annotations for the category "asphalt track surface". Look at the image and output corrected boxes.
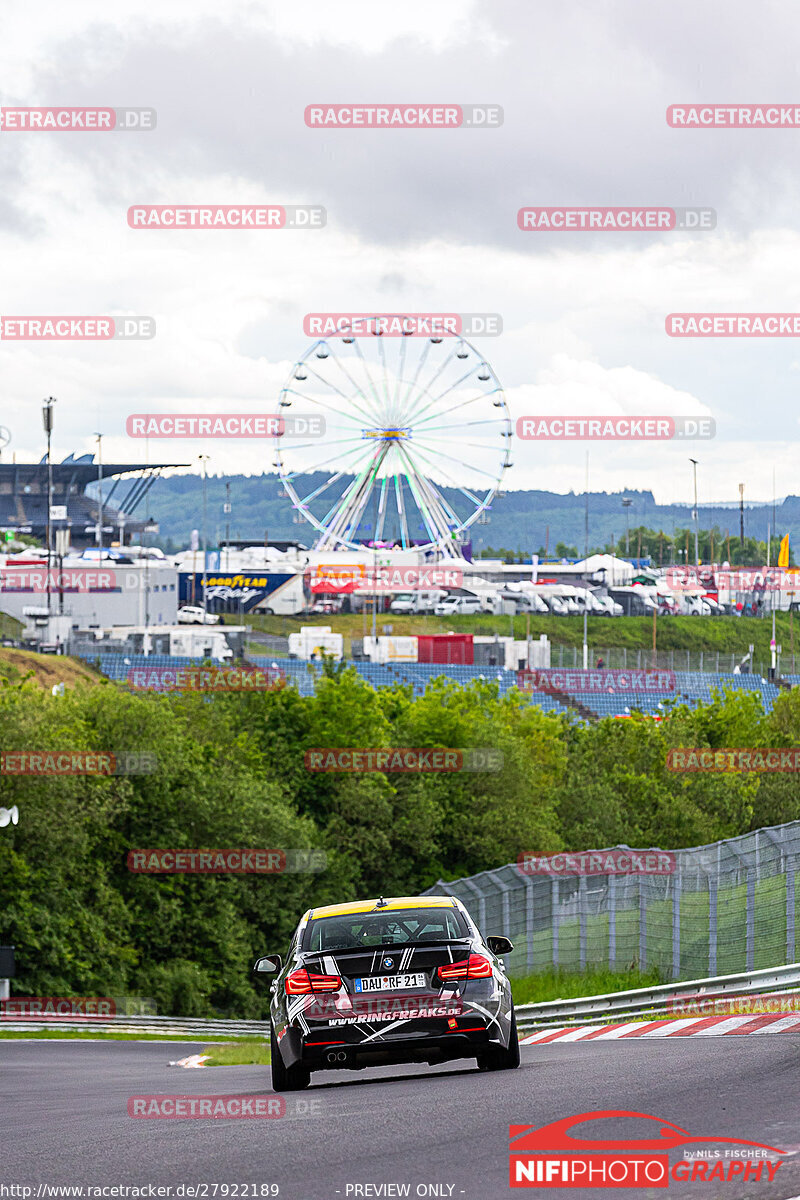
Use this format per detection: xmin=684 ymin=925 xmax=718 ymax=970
xmin=3 ymin=1038 xmax=800 ymax=1200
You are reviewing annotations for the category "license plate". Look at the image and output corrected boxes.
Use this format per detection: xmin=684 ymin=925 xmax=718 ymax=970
xmin=354 ymin=973 xmax=426 ymax=993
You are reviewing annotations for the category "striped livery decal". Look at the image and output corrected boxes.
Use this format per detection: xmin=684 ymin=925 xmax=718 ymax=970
xmin=521 ymin=1015 xmax=800 ymax=1042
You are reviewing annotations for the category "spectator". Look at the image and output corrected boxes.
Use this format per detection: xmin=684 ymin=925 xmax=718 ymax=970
xmin=595 ymin=656 xmax=605 ymax=669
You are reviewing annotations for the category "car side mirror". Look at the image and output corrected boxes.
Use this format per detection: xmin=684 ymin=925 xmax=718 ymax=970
xmin=486 ymin=935 xmax=513 ymax=956
xmin=252 ymin=954 xmax=282 ymax=976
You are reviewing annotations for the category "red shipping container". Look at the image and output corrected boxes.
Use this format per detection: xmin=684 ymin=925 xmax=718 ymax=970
xmin=417 ymin=634 xmax=473 ymax=665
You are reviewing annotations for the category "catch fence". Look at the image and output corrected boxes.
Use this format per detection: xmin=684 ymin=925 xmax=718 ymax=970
xmin=425 ymin=820 xmax=800 ymax=980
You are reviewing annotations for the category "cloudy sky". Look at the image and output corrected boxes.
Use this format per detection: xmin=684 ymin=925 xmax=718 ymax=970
xmin=1 ymin=0 xmax=799 ymax=511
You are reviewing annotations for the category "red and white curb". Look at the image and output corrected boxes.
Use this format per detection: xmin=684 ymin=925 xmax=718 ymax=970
xmin=521 ymin=1015 xmax=800 ymax=1042
xmin=168 ymin=1053 xmax=209 ymax=1067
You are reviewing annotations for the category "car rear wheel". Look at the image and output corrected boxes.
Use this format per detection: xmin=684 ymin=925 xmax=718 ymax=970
xmin=270 ymin=1025 xmax=310 ymax=1092
xmin=477 ymin=1009 xmax=520 ymax=1072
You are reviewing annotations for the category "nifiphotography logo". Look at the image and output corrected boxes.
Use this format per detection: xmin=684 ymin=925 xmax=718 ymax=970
xmin=508 ymin=1110 xmax=786 ymax=1188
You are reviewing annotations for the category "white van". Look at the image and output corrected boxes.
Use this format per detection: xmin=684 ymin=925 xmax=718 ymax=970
xmin=572 ymin=590 xmax=612 ymax=616
xmin=434 ymin=594 xmax=485 ymax=616
xmin=593 ymin=594 xmax=624 ymax=617
xmin=389 ymin=590 xmax=446 ymax=615
xmin=517 ymin=589 xmax=550 ymax=614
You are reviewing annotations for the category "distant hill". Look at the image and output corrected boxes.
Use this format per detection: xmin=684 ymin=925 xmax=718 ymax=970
xmin=132 ymin=472 xmax=799 ymax=555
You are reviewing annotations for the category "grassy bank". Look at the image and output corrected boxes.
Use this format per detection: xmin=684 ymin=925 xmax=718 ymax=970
xmin=510 ymin=967 xmax=662 ymax=1006
xmin=0 ymin=647 xmax=102 ymax=689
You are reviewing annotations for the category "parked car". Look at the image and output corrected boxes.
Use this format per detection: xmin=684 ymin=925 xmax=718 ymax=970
xmin=680 ymin=594 xmax=707 ymax=616
xmin=389 ymin=591 xmax=445 ymax=615
xmin=434 ymin=594 xmax=486 ymax=617
xmin=310 ymin=599 xmax=343 ymax=615
xmin=495 ymin=590 xmax=523 ymax=615
xmin=495 ymin=588 xmax=544 ymax=615
xmin=478 ymin=590 xmax=517 ymax=615
xmin=592 ymin=595 xmax=624 ymax=617
xmin=177 ymin=605 xmax=220 ymax=625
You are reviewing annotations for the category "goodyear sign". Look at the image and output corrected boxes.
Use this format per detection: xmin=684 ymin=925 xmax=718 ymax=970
xmin=179 ymin=572 xmax=292 ymax=613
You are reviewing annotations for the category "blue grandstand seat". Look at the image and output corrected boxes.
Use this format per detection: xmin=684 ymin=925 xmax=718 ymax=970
xmin=76 ymin=651 xmax=788 ymax=718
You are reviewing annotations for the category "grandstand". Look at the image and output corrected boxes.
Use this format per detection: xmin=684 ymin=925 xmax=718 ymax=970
xmin=72 ymin=652 xmax=785 ymax=716
xmin=561 ymin=671 xmax=781 ymax=719
xmin=0 ymin=454 xmax=187 ymax=549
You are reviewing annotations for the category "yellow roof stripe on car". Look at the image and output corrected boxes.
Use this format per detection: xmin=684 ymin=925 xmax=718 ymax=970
xmin=308 ymin=896 xmax=457 ymax=920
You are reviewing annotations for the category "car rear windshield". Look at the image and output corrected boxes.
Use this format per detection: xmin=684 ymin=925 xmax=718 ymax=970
xmin=304 ymin=906 xmax=470 ymax=952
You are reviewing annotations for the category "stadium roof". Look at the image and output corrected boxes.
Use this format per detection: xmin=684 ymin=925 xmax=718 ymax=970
xmin=4 ymin=457 xmax=188 ymax=480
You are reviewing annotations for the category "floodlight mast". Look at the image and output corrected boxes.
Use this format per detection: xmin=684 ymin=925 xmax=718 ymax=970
xmin=42 ymin=398 xmax=56 ymax=624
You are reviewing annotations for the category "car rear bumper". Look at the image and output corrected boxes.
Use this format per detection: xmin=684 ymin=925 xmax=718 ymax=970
xmin=278 ymin=1013 xmax=502 ymax=1072
xmin=299 ymin=1027 xmax=493 ymax=1070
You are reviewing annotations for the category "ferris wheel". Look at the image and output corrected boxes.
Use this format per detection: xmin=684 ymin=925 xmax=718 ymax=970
xmin=273 ymin=318 xmax=512 ymax=554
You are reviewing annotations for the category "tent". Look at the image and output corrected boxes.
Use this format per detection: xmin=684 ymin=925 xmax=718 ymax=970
xmin=573 ymin=553 xmax=634 ymax=586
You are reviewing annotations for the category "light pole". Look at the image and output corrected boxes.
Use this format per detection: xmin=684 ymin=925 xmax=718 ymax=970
xmin=622 ymin=498 xmax=632 ymax=557
xmin=738 ymin=483 xmax=745 ymax=561
xmin=199 ymin=455 xmax=209 ymax=620
xmin=767 ymin=521 xmax=778 ymax=679
xmin=42 ymin=398 xmax=56 ymax=622
xmin=371 ymin=488 xmax=378 ymax=641
xmin=689 ymin=458 xmax=699 ymax=567
xmin=95 ymin=433 xmax=103 ymax=559
xmin=583 ymin=452 xmax=589 ymax=669
xmin=224 ymin=481 xmax=231 ymax=572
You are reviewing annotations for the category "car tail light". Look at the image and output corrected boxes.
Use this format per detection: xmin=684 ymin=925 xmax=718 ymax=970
xmin=285 ymin=969 xmax=341 ymax=994
xmin=436 ymin=953 xmax=493 ymax=982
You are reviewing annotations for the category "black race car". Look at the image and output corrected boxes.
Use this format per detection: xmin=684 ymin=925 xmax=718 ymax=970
xmin=253 ymin=894 xmax=519 ymax=1091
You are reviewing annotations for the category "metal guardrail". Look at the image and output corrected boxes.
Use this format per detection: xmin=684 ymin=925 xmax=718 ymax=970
xmin=7 ymin=963 xmax=800 ymax=1036
xmin=514 ymin=961 xmax=800 ymax=1029
xmin=0 ymin=1014 xmax=270 ymax=1038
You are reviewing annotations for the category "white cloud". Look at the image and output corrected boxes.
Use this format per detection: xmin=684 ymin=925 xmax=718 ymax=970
xmin=0 ymin=0 xmax=797 ymax=510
